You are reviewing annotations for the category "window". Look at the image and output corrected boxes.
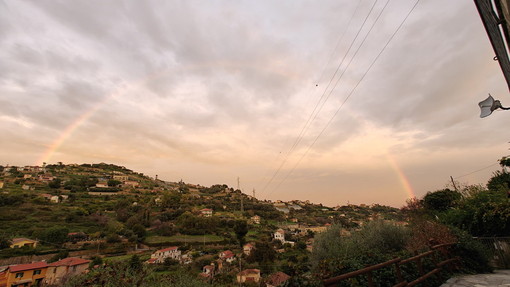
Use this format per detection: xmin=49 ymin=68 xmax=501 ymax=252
xmin=33 ymin=269 xmax=41 ymax=275
xmin=72 ymin=266 xmax=77 ymax=272
xmin=15 ymin=272 xmax=23 ymax=278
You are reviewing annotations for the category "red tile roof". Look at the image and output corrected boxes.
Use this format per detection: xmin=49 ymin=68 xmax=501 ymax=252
xmin=157 ymin=246 xmax=178 ymax=253
xmin=48 ymin=257 xmax=90 ymax=267
xmin=220 ymin=250 xmax=234 ymax=258
xmin=238 ymin=268 xmax=260 ymax=276
xmin=267 ymin=272 xmax=291 ymax=286
xmin=9 ymin=261 xmax=48 ymax=272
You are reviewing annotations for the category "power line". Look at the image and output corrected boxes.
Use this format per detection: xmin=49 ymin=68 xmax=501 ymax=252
xmin=454 ymin=162 xmax=500 ymax=179
xmin=260 ymin=0 xmax=381 ymax=196
xmin=314 ymin=0 xmax=363 ymax=85
xmin=268 ymin=0 xmax=421 ymax=197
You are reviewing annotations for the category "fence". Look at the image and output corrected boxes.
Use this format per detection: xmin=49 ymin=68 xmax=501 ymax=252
xmin=475 ymin=237 xmax=510 ymax=269
xmin=323 ymin=243 xmax=459 ymax=287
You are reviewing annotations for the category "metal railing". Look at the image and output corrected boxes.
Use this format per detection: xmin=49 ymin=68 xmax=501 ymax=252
xmin=475 ymin=237 xmax=510 ymax=269
xmin=323 ymin=243 xmax=459 ymax=287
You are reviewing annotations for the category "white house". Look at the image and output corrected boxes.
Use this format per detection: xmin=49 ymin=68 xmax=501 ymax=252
xmin=219 ymin=250 xmax=235 ymax=263
xmin=273 ymin=229 xmax=285 ymax=243
xmin=150 ymin=246 xmax=181 ymax=263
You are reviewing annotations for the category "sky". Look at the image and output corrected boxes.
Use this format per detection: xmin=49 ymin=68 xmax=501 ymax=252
xmin=1 ymin=0 xmax=509 ymax=207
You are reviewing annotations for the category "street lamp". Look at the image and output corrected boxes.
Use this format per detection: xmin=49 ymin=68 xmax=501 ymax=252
xmin=478 ymin=94 xmax=510 ymax=118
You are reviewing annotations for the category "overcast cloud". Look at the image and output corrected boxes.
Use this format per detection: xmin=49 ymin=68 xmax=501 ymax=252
xmin=1 ymin=0 xmax=509 ymax=207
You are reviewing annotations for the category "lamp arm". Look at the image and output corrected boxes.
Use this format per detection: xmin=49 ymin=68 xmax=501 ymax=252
xmin=500 ymin=106 xmax=510 ymax=110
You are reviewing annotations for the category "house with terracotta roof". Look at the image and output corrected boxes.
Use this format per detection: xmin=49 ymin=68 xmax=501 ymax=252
xmin=0 ymin=261 xmax=48 ymax=287
xmin=237 ymin=269 xmax=260 ymax=283
xmin=10 ymin=238 xmax=38 ymax=249
xmin=200 ymin=208 xmax=213 ymax=217
xmin=266 ymin=272 xmax=291 ymax=287
xmin=150 ymin=246 xmax=181 ymax=263
xmin=218 ymin=250 xmax=235 ymax=263
xmin=45 ymin=257 xmax=90 ymax=285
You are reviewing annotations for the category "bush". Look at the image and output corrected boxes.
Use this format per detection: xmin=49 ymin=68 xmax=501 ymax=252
xmin=450 ymin=227 xmax=493 ymax=274
xmin=311 ymin=221 xmax=411 ymax=284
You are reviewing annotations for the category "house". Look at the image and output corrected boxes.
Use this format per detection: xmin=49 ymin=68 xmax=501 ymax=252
xmin=21 ymin=185 xmax=31 ymax=191
xmin=10 ymin=238 xmax=38 ymax=248
xmin=243 ymin=243 xmax=255 ymax=256
xmin=123 ymin=181 xmax=139 ymax=188
xmin=237 ymin=269 xmax=260 ymax=283
xmin=95 ymin=181 xmax=108 ymax=188
xmin=150 ymin=246 xmax=181 ymax=263
xmin=45 ymin=257 xmax=90 ymax=285
xmin=202 ymin=264 xmax=215 ymax=276
xmin=251 ymin=215 xmax=261 ymax=224
xmin=180 ymin=253 xmax=193 ymax=265
xmin=50 ymin=196 xmax=60 ymax=203
xmin=219 ymin=250 xmax=235 ymax=263
xmin=266 ymin=272 xmax=291 ymax=287
xmin=23 ymin=174 xmax=32 ymax=179
xmin=38 ymin=175 xmax=55 ymax=182
xmin=113 ymin=175 xmax=129 ymax=181
xmin=0 ymin=261 xmax=48 ymax=287
xmin=273 ymin=229 xmax=285 ymax=243
xmin=0 ymin=182 xmax=3 ymax=189
xmin=200 ymin=208 xmax=213 ymax=217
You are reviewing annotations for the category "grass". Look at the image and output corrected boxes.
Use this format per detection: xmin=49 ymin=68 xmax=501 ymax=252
xmin=145 ymin=234 xmax=223 ymax=244
xmin=104 ymin=252 xmax=151 ymax=263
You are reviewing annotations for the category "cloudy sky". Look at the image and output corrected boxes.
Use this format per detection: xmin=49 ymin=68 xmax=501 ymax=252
xmin=1 ymin=0 xmax=509 ymax=207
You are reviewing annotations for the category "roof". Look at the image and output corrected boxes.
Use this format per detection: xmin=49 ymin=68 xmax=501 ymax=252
xmin=200 ymin=208 xmax=212 ymax=211
xmin=48 ymin=257 xmax=90 ymax=267
xmin=238 ymin=269 xmax=260 ymax=276
xmin=146 ymin=258 xmax=157 ymax=263
xmin=244 ymin=243 xmax=254 ymax=248
xmin=221 ymin=250 xmax=234 ymax=258
xmin=267 ymin=272 xmax=291 ymax=286
xmin=156 ymin=246 xmax=178 ymax=253
xmin=11 ymin=238 xmax=37 ymax=244
xmin=9 ymin=261 xmax=48 ymax=272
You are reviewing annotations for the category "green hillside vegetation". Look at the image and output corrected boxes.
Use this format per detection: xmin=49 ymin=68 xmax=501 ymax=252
xmin=2 ymin=160 xmax=508 ymax=286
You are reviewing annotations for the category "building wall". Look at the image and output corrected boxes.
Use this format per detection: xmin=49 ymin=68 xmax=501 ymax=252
xmin=6 ymin=268 xmax=47 ymax=287
xmin=10 ymin=240 xmax=37 ymax=248
xmin=45 ymin=264 xmax=88 ymax=285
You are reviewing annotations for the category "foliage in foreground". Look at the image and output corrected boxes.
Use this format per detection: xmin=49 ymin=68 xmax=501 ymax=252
xmin=63 ymin=258 xmax=225 ymax=287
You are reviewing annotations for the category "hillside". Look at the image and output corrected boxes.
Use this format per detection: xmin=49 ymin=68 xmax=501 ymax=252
xmin=0 ymin=163 xmax=404 ymax=285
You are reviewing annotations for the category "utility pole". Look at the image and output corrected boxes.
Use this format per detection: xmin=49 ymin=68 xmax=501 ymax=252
xmin=252 ymin=188 xmax=255 ymax=199
xmin=238 ymin=177 xmax=243 ymax=217
xmin=450 ymin=176 xmax=459 ymax=192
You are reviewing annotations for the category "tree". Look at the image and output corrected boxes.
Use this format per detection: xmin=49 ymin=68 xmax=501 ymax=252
xmin=0 ymin=236 xmax=10 ymax=249
xmin=423 ymin=189 xmax=461 ymax=212
xmin=108 ymin=179 xmax=122 ymax=187
xmin=234 ymin=220 xmax=248 ymax=247
xmin=129 ymin=254 xmax=142 ymax=271
xmin=487 ymin=170 xmax=510 ymax=192
xmin=89 ymin=256 xmax=103 ymax=268
xmin=131 ymin=224 xmax=147 ymax=240
xmin=39 ymin=226 xmax=69 ymax=245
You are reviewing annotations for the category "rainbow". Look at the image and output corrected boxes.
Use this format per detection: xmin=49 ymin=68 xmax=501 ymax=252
xmin=34 ymin=82 xmax=132 ymax=166
xmin=386 ymin=154 xmax=416 ymax=199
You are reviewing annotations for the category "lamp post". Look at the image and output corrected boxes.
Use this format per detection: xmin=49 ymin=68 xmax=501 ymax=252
xmin=478 ymin=94 xmax=510 ymax=118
